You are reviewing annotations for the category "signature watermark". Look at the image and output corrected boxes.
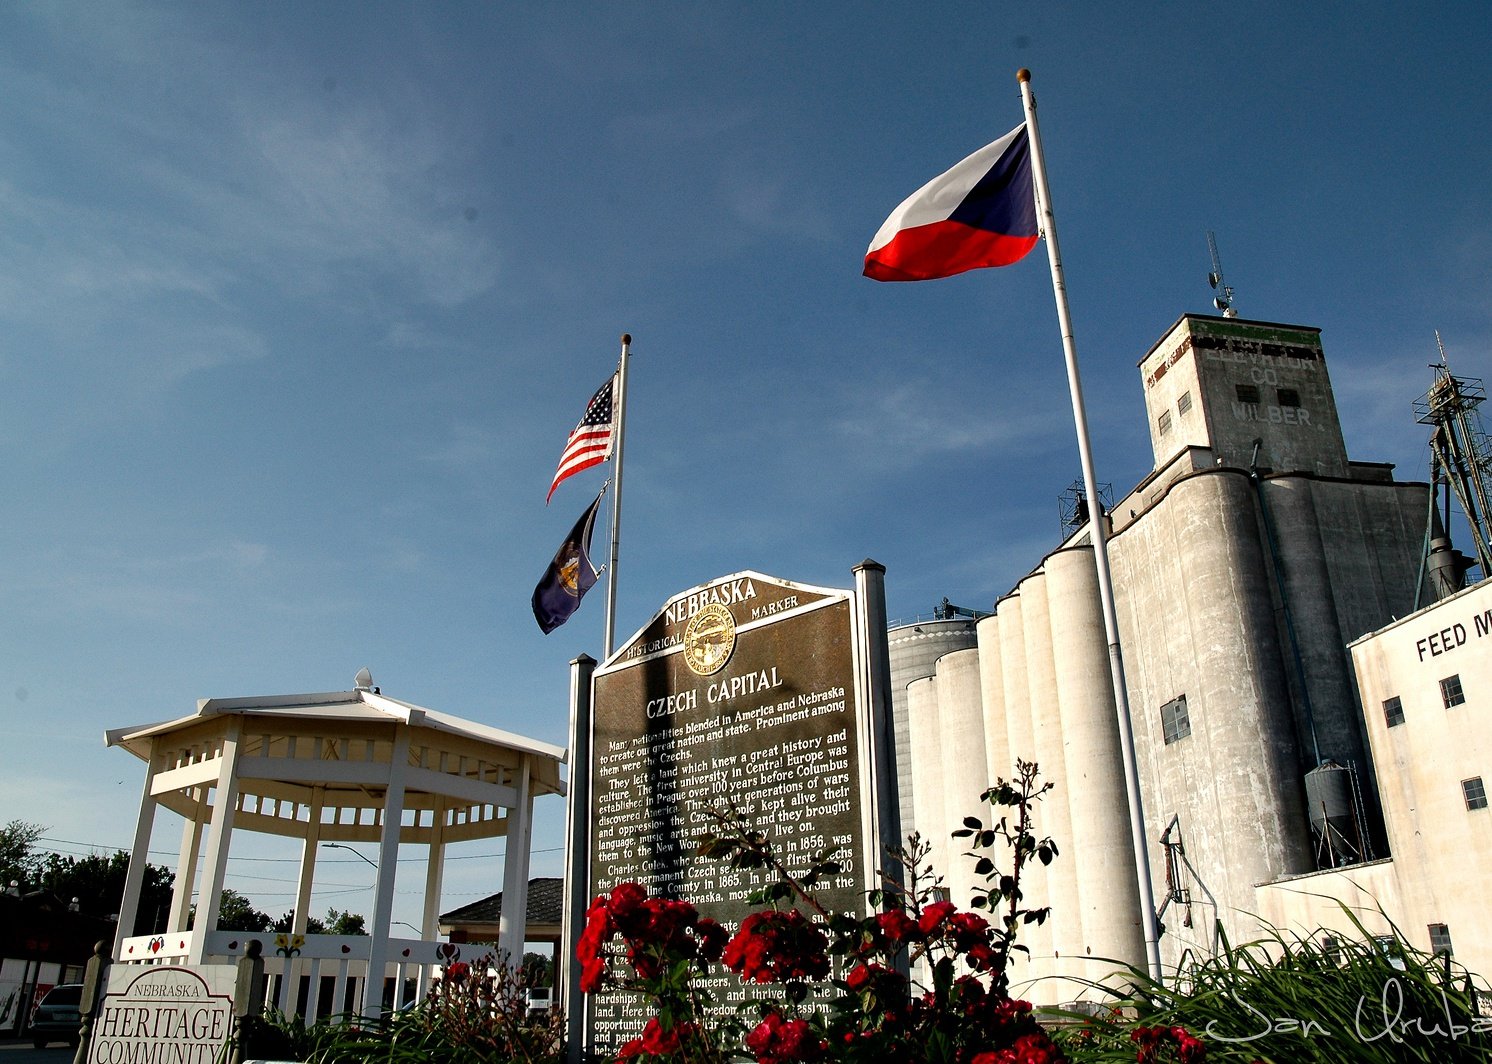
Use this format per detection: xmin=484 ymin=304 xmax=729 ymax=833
xmin=1205 ymin=978 xmax=1492 ymax=1045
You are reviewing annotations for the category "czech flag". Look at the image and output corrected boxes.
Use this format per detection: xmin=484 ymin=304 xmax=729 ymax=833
xmin=864 ymin=123 xmax=1038 ymax=282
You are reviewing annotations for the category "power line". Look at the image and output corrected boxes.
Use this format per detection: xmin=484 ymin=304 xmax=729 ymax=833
xmin=37 ymin=835 xmax=564 ymax=863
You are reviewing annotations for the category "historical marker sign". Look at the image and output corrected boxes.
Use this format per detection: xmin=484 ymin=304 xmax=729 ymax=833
xmin=585 ymin=571 xmax=889 ymax=1051
xmin=88 ymin=965 xmax=235 ymax=1064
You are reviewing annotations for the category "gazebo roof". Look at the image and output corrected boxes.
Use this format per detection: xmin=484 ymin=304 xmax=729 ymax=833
xmin=105 ymin=686 xmax=567 ymax=845
xmin=107 ymin=688 xmax=565 ymax=765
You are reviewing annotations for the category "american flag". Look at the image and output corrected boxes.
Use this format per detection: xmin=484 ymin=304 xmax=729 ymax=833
xmin=546 ymin=375 xmax=616 ymax=502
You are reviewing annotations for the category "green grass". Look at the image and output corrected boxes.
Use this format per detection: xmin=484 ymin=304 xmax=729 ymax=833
xmin=1050 ymin=912 xmax=1491 ymax=1062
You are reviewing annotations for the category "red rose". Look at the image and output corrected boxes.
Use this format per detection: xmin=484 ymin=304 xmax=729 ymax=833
xmin=577 ymin=895 xmax=614 ymax=992
xmin=845 ymin=961 xmax=904 ymax=1002
xmin=1132 ymin=1025 xmax=1202 ymax=1063
xmin=606 ymin=882 xmax=649 ymax=936
xmin=947 ymin=910 xmax=990 ymax=949
xmin=696 ymin=917 xmax=728 ymax=961
xmin=917 ymin=900 xmax=956 ymax=935
xmin=972 ymin=1030 xmax=1066 ymax=1063
xmin=746 ymin=1011 xmax=822 ymax=1064
xmin=723 ymin=910 xmax=830 ymax=983
xmin=965 ymin=942 xmax=997 ymax=971
xmin=876 ymin=909 xmax=918 ymax=943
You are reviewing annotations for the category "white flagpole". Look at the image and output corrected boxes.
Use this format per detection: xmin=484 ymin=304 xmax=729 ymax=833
xmin=602 ymin=332 xmax=632 ymax=658
xmin=1017 ymin=68 xmax=1164 ymax=982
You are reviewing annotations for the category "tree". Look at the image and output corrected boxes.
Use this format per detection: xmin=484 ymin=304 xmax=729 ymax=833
xmin=271 ymin=906 xmax=366 ymax=935
xmin=323 ymin=908 xmax=366 ymax=936
xmin=522 ymin=951 xmax=553 ymax=986
xmin=193 ymin=889 xmax=274 ymax=932
xmin=0 ymin=825 xmax=174 ymax=936
xmin=0 ymin=820 xmax=45 ymax=888
xmin=36 ymin=850 xmax=175 ymax=935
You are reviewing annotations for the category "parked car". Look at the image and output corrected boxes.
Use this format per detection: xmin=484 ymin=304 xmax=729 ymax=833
xmin=30 ymin=983 xmax=84 ymax=1049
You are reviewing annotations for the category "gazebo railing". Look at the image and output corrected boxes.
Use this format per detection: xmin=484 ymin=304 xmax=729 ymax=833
xmin=117 ymin=931 xmax=451 ymax=1025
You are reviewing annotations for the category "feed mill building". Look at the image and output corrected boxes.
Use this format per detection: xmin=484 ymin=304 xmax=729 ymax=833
xmin=892 ymin=312 xmax=1448 ymax=997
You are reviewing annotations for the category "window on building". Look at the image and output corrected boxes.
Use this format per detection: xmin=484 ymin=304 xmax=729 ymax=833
xmin=1462 ymin=777 xmax=1487 ymax=811
xmin=1161 ymin=695 xmax=1191 ymax=744
xmin=1158 ymin=409 xmax=1172 ymax=435
xmin=1441 ymin=674 xmax=1466 ymax=708
xmin=1236 ymin=383 xmax=1261 ymax=404
xmin=1383 ymin=696 xmax=1405 ymax=728
xmin=1372 ymin=934 xmax=1407 ymax=970
xmin=1277 ymin=387 xmax=1301 ymax=407
xmin=1177 ymin=391 xmax=1192 ymax=416
xmin=1320 ymin=935 xmax=1341 ymax=965
xmin=1428 ymin=923 xmax=1454 ymax=955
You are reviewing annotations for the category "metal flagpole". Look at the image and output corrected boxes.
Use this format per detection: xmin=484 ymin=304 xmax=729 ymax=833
xmin=1017 ymin=68 xmax=1164 ymax=983
xmin=565 ymin=333 xmax=629 ymax=1062
xmin=602 ymin=333 xmax=632 ymax=657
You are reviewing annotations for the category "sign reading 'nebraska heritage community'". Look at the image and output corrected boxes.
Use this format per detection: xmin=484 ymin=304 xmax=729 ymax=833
xmin=88 ymin=965 xmax=235 ymax=1064
xmin=586 ymin=571 xmax=880 ymax=1053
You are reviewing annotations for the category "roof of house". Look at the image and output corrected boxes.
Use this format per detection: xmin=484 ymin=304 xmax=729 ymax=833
xmin=440 ymin=877 xmax=564 ymax=927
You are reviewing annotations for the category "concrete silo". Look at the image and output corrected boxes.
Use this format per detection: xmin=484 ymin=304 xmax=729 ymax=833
xmin=887 ymin=615 xmax=979 ymax=869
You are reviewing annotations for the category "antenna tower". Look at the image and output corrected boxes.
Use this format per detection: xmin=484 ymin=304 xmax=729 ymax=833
xmin=1414 ymin=332 xmax=1492 ymax=579
xmin=1206 ymin=230 xmax=1237 ymax=317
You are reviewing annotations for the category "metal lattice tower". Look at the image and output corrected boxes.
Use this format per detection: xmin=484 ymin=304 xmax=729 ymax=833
xmin=1414 ymin=335 xmax=1492 ymax=578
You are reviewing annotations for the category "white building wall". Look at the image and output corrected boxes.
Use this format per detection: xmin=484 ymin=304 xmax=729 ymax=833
xmin=1348 ymin=577 xmax=1492 ymax=976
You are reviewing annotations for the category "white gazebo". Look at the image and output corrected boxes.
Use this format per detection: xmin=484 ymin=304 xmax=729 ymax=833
xmin=105 ymin=681 xmax=565 ymax=1019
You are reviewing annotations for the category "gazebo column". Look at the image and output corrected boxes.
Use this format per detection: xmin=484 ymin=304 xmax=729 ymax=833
xmin=497 ymin=755 xmax=533 ymax=970
xmin=280 ymin=786 xmax=324 ymax=1017
xmin=113 ymin=750 xmax=162 ymax=957
xmin=363 ymin=727 xmax=410 ymax=1019
xmin=417 ymin=799 xmax=447 ymax=999
xmin=168 ymin=788 xmax=206 ymax=934
xmin=192 ymin=719 xmax=243 ymax=962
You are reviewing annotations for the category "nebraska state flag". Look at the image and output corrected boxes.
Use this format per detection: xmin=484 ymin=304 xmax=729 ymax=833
xmin=532 ymin=489 xmax=603 ymax=634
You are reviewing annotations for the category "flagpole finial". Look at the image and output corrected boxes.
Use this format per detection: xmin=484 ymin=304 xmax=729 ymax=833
xmin=1017 ymin=68 xmax=1031 ymax=83
xmin=621 ymin=333 xmax=631 ymax=345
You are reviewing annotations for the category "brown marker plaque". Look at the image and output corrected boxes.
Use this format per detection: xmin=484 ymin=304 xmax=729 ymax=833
xmin=586 ymin=572 xmax=868 ymax=1051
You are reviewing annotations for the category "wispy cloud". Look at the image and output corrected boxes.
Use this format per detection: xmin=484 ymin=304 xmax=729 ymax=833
xmin=829 ymin=378 xmax=1059 ymax=469
xmin=609 ymin=104 xmax=757 ymax=145
xmin=0 ymin=5 xmax=499 ymax=442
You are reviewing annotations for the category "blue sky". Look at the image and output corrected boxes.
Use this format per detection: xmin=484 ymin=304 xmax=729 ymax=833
xmin=2 ymin=2 xmax=1489 ymax=929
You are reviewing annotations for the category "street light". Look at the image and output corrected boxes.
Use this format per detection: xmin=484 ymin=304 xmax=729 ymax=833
xmin=321 ymin=842 xmax=377 ymax=869
xmin=393 ymin=921 xmax=423 ymax=936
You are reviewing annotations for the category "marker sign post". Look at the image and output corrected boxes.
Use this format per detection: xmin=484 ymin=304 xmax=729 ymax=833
xmin=582 ymin=569 xmax=895 ymax=1053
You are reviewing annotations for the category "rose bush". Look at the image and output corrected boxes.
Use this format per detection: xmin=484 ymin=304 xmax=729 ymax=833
xmin=579 ymin=760 xmax=1088 ymax=1064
